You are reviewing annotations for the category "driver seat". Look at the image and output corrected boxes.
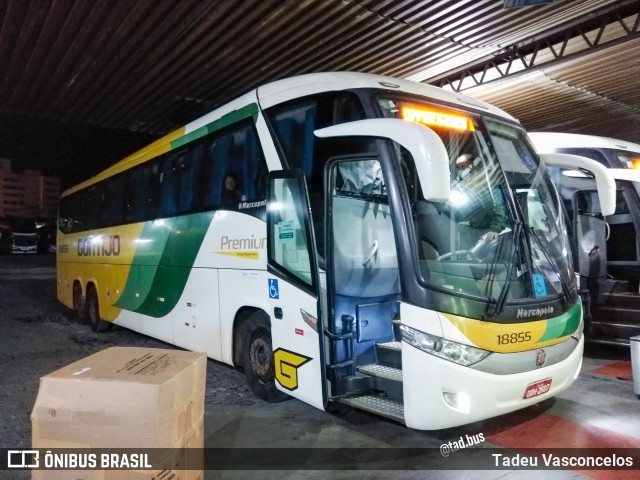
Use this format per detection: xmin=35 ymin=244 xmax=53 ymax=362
xmin=415 ymin=201 xmax=457 ymax=259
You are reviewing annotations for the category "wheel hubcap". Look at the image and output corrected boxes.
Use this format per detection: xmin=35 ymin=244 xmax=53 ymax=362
xmin=250 ymin=333 xmax=272 ymax=380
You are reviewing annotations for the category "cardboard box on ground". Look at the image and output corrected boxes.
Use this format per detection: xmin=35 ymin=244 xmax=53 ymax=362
xmin=31 ymin=346 xmax=206 ymax=480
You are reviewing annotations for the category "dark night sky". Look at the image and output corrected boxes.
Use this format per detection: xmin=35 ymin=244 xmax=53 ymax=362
xmin=0 ymin=115 xmax=157 ymax=190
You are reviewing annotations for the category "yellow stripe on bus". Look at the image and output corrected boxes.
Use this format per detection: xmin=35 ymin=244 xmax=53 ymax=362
xmin=214 ymin=251 xmax=260 ymax=260
xmin=441 ymin=313 xmax=571 ymax=353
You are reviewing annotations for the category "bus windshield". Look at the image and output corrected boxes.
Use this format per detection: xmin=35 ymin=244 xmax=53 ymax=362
xmin=377 ymin=97 xmax=574 ymax=315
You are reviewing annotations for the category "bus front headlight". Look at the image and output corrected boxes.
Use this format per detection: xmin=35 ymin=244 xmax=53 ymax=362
xmin=400 ymin=325 xmax=490 ymax=366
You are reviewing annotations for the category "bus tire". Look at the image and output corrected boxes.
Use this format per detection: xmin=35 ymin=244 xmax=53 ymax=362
xmin=72 ymin=282 xmax=86 ymax=322
xmin=86 ymin=286 xmax=112 ymax=334
xmin=239 ymin=311 xmax=289 ymax=403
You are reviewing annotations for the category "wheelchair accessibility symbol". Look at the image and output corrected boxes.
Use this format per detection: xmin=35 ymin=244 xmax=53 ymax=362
xmin=269 ymin=278 xmax=279 ymax=299
xmin=532 ymin=273 xmax=547 ymax=298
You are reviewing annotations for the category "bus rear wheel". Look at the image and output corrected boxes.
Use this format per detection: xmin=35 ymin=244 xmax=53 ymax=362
xmin=86 ymin=287 xmax=112 ymax=333
xmin=239 ymin=311 xmax=289 ymax=402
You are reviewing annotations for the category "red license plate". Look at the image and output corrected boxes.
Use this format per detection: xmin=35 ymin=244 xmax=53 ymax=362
xmin=523 ymin=378 xmax=552 ymax=399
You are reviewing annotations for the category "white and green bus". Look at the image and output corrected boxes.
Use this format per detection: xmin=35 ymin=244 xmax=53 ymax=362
xmin=530 ymin=132 xmax=640 ymax=345
xmin=58 ymin=72 xmax=587 ymax=429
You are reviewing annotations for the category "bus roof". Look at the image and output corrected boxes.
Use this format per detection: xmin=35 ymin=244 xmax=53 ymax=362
xmin=254 ymin=71 xmax=513 ymax=118
xmin=63 ymin=71 xmax=516 ymax=196
xmin=529 ymin=132 xmax=640 ymax=154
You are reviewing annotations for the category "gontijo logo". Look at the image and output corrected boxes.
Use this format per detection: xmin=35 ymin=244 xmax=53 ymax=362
xmin=273 ymin=348 xmax=311 ymax=391
xmin=77 ymin=235 xmax=121 ymax=256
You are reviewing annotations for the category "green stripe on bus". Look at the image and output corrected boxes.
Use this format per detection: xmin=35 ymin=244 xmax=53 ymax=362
xmin=113 ymin=220 xmax=173 ymax=311
xmin=133 ymin=211 xmax=214 ymax=318
xmin=170 ymin=103 xmax=259 ymax=149
xmin=537 ymin=302 xmax=581 ymax=342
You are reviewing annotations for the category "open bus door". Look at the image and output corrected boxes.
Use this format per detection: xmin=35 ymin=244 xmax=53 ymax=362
xmin=265 ymin=118 xmax=451 ymax=413
xmin=266 ymin=171 xmax=327 ymax=410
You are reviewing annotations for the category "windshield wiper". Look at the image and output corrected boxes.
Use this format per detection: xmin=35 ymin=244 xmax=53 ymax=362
xmin=527 ymin=226 xmax=571 ymax=307
xmin=486 ymin=220 xmax=523 ymax=318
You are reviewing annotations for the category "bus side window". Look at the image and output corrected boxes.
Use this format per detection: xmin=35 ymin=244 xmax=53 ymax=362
xmin=266 ymin=92 xmax=365 ymax=260
xmin=269 ymin=103 xmax=316 ymax=179
xmin=242 ymin=126 xmax=268 ymax=202
xmin=178 ymin=144 xmax=203 ymax=213
xmin=148 ymin=163 xmax=161 ymax=216
xmin=158 ymin=144 xmax=203 ymax=218
xmin=267 ymin=92 xmax=364 ymax=186
xmin=58 ymin=197 xmax=71 ymax=233
xmin=224 ymin=138 xmax=246 ymax=205
xmin=125 ymin=163 xmax=157 ymax=223
xmin=202 ymin=122 xmax=268 ymax=213
xmin=62 ymin=193 xmax=83 ymax=233
xmin=272 ymin=106 xmax=316 ymax=179
xmin=203 ymin=134 xmax=233 ymax=209
xmin=82 ymin=186 xmax=101 ymax=231
xmin=100 ymin=174 xmax=126 ymax=227
xmin=157 ymin=153 xmax=177 ymax=217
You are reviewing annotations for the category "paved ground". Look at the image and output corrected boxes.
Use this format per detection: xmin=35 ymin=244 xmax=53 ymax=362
xmin=0 ymin=255 xmax=638 ymax=480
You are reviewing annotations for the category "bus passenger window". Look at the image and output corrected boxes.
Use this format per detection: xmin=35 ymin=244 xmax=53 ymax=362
xmin=176 ymin=144 xmax=203 ymax=213
xmin=82 ymin=186 xmax=101 ymax=230
xmin=203 ymin=134 xmax=233 ymax=208
xmin=158 ymin=154 xmax=178 ymax=217
xmin=64 ymin=191 xmax=85 ymax=232
xmin=100 ymin=175 xmax=126 ymax=227
xmin=224 ymin=142 xmax=246 ymax=204
xmin=158 ymin=144 xmax=203 ymax=218
xmin=266 ymin=92 xmax=364 ymax=186
xmin=266 ymin=93 xmax=365 ymax=260
xmin=58 ymin=197 xmax=72 ymax=232
xmin=242 ymin=126 xmax=268 ymax=202
xmin=202 ymin=122 xmax=267 ymax=214
xmin=125 ymin=164 xmax=156 ymax=223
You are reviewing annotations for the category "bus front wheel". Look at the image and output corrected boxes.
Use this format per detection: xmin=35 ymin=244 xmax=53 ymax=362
xmin=86 ymin=287 xmax=112 ymax=334
xmin=239 ymin=311 xmax=289 ymax=403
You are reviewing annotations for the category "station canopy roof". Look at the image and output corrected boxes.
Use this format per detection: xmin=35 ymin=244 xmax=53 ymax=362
xmin=1 ymin=0 xmax=638 ymax=146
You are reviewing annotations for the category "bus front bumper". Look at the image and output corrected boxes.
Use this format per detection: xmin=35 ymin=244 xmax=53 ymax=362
xmin=401 ymin=335 xmax=584 ymax=430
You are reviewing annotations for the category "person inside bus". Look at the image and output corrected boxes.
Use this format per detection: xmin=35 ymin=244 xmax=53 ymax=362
xmin=452 ymin=153 xmax=507 ymax=248
xmin=222 ymin=172 xmax=242 ymax=207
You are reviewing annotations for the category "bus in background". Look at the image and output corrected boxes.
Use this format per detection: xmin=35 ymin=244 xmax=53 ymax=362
xmin=530 ymin=132 xmax=640 ymax=345
xmin=12 ymin=232 xmax=38 ymax=254
xmin=57 ymin=72 xmax=588 ymax=430
xmin=11 ymin=220 xmax=38 ymax=254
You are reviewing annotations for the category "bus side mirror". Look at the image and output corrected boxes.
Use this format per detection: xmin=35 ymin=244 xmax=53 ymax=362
xmin=540 ymin=152 xmax=617 ymax=217
xmin=315 ymin=118 xmax=450 ymax=202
